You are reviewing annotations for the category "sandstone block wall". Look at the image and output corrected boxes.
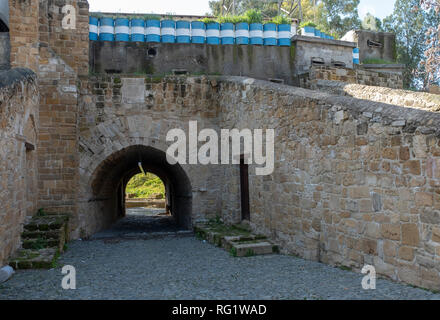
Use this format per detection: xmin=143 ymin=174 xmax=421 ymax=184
xmin=8 ymin=0 xmax=39 ymax=71
xmin=299 ymin=66 xmax=403 ymax=90
xmin=216 ymin=77 xmax=440 ymax=290
xmin=76 ymin=75 xmax=223 ymax=237
xmin=0 ymin=68 xmax=39 ymax=266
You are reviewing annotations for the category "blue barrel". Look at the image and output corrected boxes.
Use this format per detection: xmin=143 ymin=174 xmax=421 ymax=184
xmin=314 ymin=29 xmax=321 ymax=37
xmin=146 ymin=20 xmax=161 ymax=43
xmin=161 ymin=20 xmax=176 ymax=43
xmin=235 ymin=22 xmax=249 ymax=45
xmin=277 ymin=24 xmax=291 ymax=46
xmin=263 ymin=23 xmax=277 ymax=46
xmin=191 ymin=21 xmax=206 ymax=44
xmin=115 ymin=18 xmax=130 ymax=41
xmin=220 ymin=22 xmax=234 ymax=45
xmin=206 ymin=22 xmax=220 ymax=45
xmin=99 ymin=17 xmax=114 ymax=41
xmin=176 ymin=21 xmax=191 ymax=43
xmin=301 ymin=26 xmax=315 ymax=37
xmin=353 ymin=48 xmax=360 ymax=65
xmin=131 ymin=19 xmax=145 ymax=42
xmin=249 ymin=23 xmax=263 ymax=45
xmin=89 ymin=16 xmax=98 ymax=41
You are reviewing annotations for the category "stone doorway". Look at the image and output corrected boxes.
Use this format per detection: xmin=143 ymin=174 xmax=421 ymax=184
xmin=86 ymin=145 xmax=193 ymax=237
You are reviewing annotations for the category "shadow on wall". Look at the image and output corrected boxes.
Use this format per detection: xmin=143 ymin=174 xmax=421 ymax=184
xmin=88 ymin=145 xmax=193 ymax=234
xmin=0 ymin=32 xmax=10 ymax=70
xmin=0 ymin=0 xmax=8 ymax=32
xmin=0 ymin=0 xmax=10 ymax=71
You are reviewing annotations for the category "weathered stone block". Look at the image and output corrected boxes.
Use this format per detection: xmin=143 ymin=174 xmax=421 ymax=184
xmin=402 ymin=224 xmax=420 ymax=247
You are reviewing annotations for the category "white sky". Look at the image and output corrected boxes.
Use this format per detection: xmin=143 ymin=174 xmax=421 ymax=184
xmin=88 ymin=0 xmax=396 ymax=20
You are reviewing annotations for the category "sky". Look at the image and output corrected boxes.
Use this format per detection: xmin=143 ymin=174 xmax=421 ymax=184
xmin=88 ymin=0 xmax=397 ymax=20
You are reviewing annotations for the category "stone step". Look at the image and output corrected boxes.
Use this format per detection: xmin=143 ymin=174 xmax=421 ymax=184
xmin=23 ymin=215 xmax=68 ymax=232
xmin=9 ymin=248 xmax=59 ymax=270
xmin=22 ymin=229 xmax=63 ymax=240
xmin=9 ymin=213 xmax=69 ymax=270
xmin=22 ymin=238 xmax=60 ymax=249
xmin=194 ymin=222 xmax=279 ymax=257
xmin=231 ymin=241 xmax=274 ymax=257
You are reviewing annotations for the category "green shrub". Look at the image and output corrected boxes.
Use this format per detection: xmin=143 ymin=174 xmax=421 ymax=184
xmin=270 ymin=15 xmax=290 ymax=25
xmin=299 ymin=21 xmax=317 ymax=28
xmin=217 ymin=15 xmax=236 ymax=24
xmin=243 ymin=9 xmax=263 ymax=24
xmin=200 ymin=18 xmax=217 ymax=24
xmin=234 ymin=15 xmax=250 ymax=24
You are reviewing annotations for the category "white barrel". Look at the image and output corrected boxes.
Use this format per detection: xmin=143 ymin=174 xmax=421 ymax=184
xmin=99 ymin=17 xmax=114 ymax=41
xmin=146 ymin=19 xmax=161 ymax=43
xmin=89 ymin=16 xmax=98 ymax=41
xmin=191 ymin=21 xmax=206 ymax=44
xmin=161 ymin=20 xmax=176 ymax=43
xmin=131 ymin=19 xmax=145 ymax=42
xmin=115 ymin=18 xmax=129 ymax=41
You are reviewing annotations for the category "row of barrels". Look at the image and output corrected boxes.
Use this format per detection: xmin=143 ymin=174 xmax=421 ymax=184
xmin=89 ymin=17 xmax=293 ymax=46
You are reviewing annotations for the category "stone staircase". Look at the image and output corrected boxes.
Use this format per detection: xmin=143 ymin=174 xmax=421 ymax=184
xmin=194 ymin=221 xmax=279 ymax=257
xmin=9 ymin=214 xmax=70 ymax=269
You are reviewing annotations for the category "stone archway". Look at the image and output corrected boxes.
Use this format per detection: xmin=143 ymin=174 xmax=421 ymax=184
xmin=78 ymin=142 xmax=193 ymax=237
xmin=92 ymin=144 xmax=192 ymax=226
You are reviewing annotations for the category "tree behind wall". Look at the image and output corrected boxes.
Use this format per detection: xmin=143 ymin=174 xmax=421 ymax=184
xmin=419 ymin=0 xmax=440 ymax=89
xmin=383 ymin=0 xmax=436 ymax=89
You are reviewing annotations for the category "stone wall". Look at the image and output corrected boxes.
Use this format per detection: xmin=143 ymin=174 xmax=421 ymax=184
xmin=36 ymin=0 xmax=88 ymax=217
xmin=342 ymin=30 xmax=397 ymax=63
xmin=90 ymin=41 xmax=295 ymax=85
xmin=8 ymin=0 xmax=89 ymax=218
xmin=76 ymin=75 xmax=223 ymax=237
xmin=8 ymin=0 xmax=39 ymax=71
xmin=215 ymin=77 xmax=440 ymax=290
xmin=291 ymin=36 xmax=356 ymax=75
xmin=298 ymin=66 xmax=403 ymax=90
xmin=0 ymin=68 xmax=39 ymax=266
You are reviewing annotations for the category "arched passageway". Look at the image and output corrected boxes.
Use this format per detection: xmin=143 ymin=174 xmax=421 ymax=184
xmin=89 ymin=145 xmax=193 ymax=233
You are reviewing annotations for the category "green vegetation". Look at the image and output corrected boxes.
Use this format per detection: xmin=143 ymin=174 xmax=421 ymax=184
xmin=383 ymin=0 xmax=440 ymax=89
xmin=338 ymin=265 xmax=352 ymax=271
xmin=36 ymin=208 xmax=47 ymax=217
xmin=30 ymin=238 xmax=48 ymax=250
xmin=243 ymin=9 xmax=263 ymax=24
xmin=217 ymin=15 xmax=239 ymax=24
xmin=299 ymin=21 xmax=317 ymax=28
xmin=125 ymin=173 xmax=165 ymax=199
xmin=270 ymin=15 xmax=290 ymax=25
xmin=200 ymin=18 xmax=218 ymax=24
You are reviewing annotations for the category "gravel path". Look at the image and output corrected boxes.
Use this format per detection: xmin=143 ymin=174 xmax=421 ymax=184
xmin=1 ymin=214 xmax=439 ymax=300
xmin=1 ymin=236 xmax=440 ymax=300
